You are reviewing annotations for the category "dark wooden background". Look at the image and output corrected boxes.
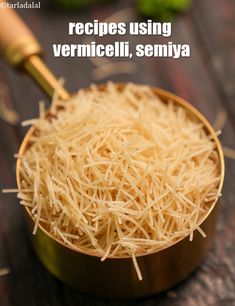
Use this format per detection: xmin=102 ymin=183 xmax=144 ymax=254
xmin=0 ymin=0 xmax=235 ymax=305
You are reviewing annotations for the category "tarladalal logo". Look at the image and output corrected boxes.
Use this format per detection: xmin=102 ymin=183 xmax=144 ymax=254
xmin=0 ymin=1 xmax=40 ymax=9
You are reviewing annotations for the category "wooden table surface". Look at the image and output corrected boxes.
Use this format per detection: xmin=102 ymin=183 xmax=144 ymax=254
xmin=0 ymin=0 xmax=235 ymax=305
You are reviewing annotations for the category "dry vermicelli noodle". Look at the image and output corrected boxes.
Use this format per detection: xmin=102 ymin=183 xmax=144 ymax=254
xmin=16 ymin=82 xmax=221 ymax=280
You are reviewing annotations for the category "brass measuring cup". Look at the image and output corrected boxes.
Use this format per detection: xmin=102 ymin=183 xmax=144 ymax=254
xmin=0 ymin=1 xmax=225 ymax=298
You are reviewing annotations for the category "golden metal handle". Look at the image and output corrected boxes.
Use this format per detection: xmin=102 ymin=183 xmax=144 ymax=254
xmin=24 ymin=56 xmax=70 ymax=100
xmin=0 ymin=0 xmax=70 ymax=100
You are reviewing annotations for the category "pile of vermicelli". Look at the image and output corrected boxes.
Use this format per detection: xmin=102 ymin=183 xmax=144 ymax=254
xmin=15 ymin=83 xmax=221 ymax=280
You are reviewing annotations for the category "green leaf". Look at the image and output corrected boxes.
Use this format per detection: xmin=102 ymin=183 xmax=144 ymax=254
xmin=138 ymin=0 xmax=192 ymax=21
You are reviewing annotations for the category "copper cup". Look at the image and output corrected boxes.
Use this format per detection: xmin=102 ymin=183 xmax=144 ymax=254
xmin=16 ymin=85 xmax=224 ymax=298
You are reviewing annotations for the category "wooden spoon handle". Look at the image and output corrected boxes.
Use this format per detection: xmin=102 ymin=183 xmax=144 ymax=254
xmin=0 ymin=0 xmax=70 ymax=100
xmin=0 ymin=0 xmax=42 ymax=67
